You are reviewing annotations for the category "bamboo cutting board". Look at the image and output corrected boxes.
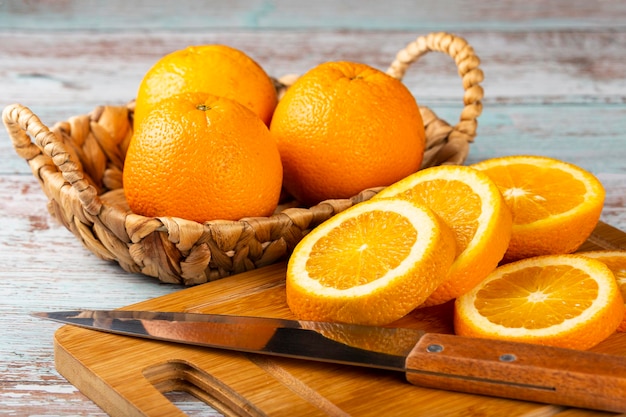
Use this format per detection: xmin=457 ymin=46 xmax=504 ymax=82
xmin=53 ymin=221 xmax=626 ymax=417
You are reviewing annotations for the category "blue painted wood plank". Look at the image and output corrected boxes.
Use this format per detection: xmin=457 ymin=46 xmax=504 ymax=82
xmin=1 ymin=0 xmax=626 ymax=31
xmin=1 ymin=5 xmax=625 ymax=413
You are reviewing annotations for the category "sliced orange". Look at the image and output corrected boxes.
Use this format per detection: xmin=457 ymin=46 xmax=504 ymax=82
xmin=471 ymin=155 xmax=605 ymax=262
xmin=454 ymin=254 xmax=624 ymax=350
xmin=373 ymin=165 xmax=512 ymax=307
xmin=578 ymin=250 xmax=626 ymax=332
xmin=286 ymin=198 xmax=457 ymax=326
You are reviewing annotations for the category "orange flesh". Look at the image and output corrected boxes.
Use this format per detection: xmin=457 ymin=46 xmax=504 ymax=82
xmin=305 ymin=211 xmax=417 ymax=289
xmin=392 ymin=179 xmax=480 ymax=252
xmin=482 ymin=164 xmax=586 ymax=225
xmin=474 ymin=265 xmax=599 ymax=329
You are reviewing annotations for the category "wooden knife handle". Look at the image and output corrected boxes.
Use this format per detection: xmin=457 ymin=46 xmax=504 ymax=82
xmin=406 ymin=333 xmax=626 ymax=413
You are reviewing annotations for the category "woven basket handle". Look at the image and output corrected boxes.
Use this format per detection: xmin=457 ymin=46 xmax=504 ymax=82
xmin=2 ymin=104 xmax=103 ymax=215
xmin=387 ymin=32 xmax=484 ymax=166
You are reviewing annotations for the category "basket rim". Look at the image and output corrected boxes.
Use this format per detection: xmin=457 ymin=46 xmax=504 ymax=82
xmin=2 ymin=31 xmax=485 ymax=284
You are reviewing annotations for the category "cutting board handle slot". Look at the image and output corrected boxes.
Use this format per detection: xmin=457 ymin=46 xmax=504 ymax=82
xmin=143 ymin=359 xmax=266 ymax=417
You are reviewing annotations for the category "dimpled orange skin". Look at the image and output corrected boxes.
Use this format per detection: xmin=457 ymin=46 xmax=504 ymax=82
xmin=123 ymin=92 xmax=283 ymax=223
xmin=134 ymin=44 xmax=277 ymax=128
xmin=270 ymin=61 xmax=426 ymax=206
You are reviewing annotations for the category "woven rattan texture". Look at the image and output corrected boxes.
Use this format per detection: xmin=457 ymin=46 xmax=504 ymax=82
xmin=3 ymin=32 xmax=483 ymax=285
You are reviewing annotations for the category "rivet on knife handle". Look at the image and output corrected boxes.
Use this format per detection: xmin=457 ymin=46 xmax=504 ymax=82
xmin=406 ymin=333 xmax=626 ymax=413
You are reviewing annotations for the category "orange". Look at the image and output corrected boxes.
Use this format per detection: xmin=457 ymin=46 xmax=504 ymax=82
xmin=454 ymin=254 xmax=624 ymax=350
xmin=123 ymin=92 xmax=283 ymax=223
xmin=134 ymin=44 xmax=277 ymax=127
xmin=471 ymin=155 xmax=605 ymax=262
xmin=578 ymin=250 xmax=626 ymax=332
xmin=374 ymin=165 xmax=512 ymax=307
xmin=270 ymin=61 xmax=425 ymax=206
xmin=286 ymin=198 xmax=457 ymax=326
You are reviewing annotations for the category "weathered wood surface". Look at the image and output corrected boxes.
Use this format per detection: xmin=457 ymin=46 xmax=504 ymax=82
xmin=51 ymin=251 xmax=626 ymax=417
xmin=1 ymin=1 xmax=625 ymax=415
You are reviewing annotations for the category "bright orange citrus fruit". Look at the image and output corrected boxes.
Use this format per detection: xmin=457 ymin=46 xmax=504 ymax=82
xmin=374 ymin=165 xmax=512 ymax=307
xmin=454 ymin=254 xmax=624 ymax=350
xmin=471 ymin=155 xmax=605 ymax=262
xmin=286 ymin=198 xmax=457 ymax=326
xmin=578 ymin=250 xmax=626 ymax=332
xmin=134 ymin=45 xmax=277 ymax=127
xmin=270 ymin=61 xmax=425 ymax=206
xmin=123 ymin=92 xmax=283 ymax=223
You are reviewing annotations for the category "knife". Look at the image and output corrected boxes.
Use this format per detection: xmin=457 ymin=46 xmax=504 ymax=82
xmin=34 ymin=310 xmax=626 ymax=413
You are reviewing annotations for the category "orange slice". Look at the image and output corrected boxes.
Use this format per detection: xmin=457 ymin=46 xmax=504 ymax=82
xmin=454 ymin=254 xmax=624 ymax=350
xmin=471 ymin=155 xmax=605 ymax=262
xmin=578 ymin=250 xmax=626 ymax=332
xmin=286 ymin=198 xmax=457 ymax=326
xmin=373 ymin=165 xmax=512 ymax=307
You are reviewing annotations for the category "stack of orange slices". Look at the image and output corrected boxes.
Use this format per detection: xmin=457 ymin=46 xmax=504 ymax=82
xmin=373 ymin=165 xmax=512 ymax=307
xmin=286 ymin=198 xmax=457 ymax=326
xmin=285 ymin=154 xmax=625 ymax=351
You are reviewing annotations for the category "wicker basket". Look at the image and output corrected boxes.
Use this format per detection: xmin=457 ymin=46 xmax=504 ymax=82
xmin=3 ymin=32 xmax=483 ymax=285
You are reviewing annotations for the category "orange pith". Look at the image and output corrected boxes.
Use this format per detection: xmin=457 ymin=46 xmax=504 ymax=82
xmin=454 ymin=254 xmax=624 ymax=350
xmin=270 ymin=61 xmax=425 ymax=206
xmin=286 ymin=198 xmax=457 ymax=326
xmin=471 ymin=155 xmax=605 ymax=262
xmin=374 ymin=165 xmax=512 ymax=307
xmin=578 ymin=250 xmax=626 ymax=332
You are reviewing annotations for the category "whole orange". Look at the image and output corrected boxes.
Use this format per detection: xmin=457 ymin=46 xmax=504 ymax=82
xmin=123 ymin=92 xmax=283 ymax=223
xmin=134 ymin=44 xmax=277 ymax=127
xmin=269 ymin=61 xmax=425 ymax=206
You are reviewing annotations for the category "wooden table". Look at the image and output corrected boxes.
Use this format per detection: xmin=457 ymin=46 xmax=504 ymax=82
xmin=1 ymin=1 xmax=625 ymax=415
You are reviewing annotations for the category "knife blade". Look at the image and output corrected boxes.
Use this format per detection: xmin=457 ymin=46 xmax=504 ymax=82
xmin=34 ymin=310 xmax=626 ymax=413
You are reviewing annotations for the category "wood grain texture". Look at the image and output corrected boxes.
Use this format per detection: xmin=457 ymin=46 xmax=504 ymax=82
xmin=1 ymin=0 xmax=626 ymax=31
xmin=1 ymin=1 xmax=626 ymax=415
xmin=2 ymin=30 xmax=625 ymax=175
xmin=407 ymin=333 xmax=626 ymax=413
xmin=52 ymin=220 xmax=626 ymax=417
